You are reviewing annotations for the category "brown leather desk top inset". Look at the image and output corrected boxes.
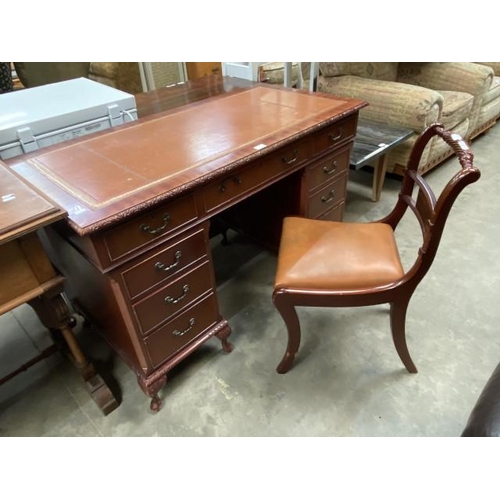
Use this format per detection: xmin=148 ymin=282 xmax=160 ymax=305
xmin=8 ymin=85 xmax=364 ymax=235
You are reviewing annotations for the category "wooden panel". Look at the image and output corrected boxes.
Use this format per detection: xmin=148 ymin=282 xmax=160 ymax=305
xmin=0 ymin=240 xmax=40 ymax=305
xmin=119 ymin=226 xmax=207 ymax=301
xmin=144 ymin=292 xmax=219 ymax=368
xmin=307 ymin=175 xmax=348 ymax=218
xmin=0 ymin=161 xmax=65 ymax=243
xmin=102 ymin=194 xmax=198 ymax=262
xmin=133 ymin=260 xmax=213 ymax=336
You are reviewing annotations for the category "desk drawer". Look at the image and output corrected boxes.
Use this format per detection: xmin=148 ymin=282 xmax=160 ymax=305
xmin=120 ymin=226 xmax=207 ymax=301
xmin=203 ymin=164 xmax=262 ymax=213
xmin=103 ymin=194 xmax=198 ymax=262
xmin=307 ymin=174 xmax=347 ymax=218
xmin=133 ymin=261 xmax=213 ymax=336
xmin=317 ymin=202 xmax=345 ymax=222
xmin=307 ymin=146 xmax=351 ymax=193
xmin=260 ymin=139 xmax=312 ymax=178
xmin=313 ymin=115 xmax=357 ymax=156
xmin=144 ymin=292 xmax=219 ymax=368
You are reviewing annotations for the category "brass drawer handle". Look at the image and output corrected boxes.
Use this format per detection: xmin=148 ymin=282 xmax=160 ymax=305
xmin=172 ymin=318 xmax=195 ymax=337
xmin=219 ymin=176 xmax=242 ymax=193
xmin=165 ymin=284 xmax=189 ymax=305
xmin=140 ymin=213 xmax=170 ymax=235
xmin=321 ymin=190 xmax=335 ymax=204
xmin=282 ymin=149 xmax=298 ymax=165
xmin=328 ymin=128 xmax=343 ymax=143
xmin=323 ymin=161 xmax=338 ymax=175
xmin=155 ymin=250 xmax=182 ymax=272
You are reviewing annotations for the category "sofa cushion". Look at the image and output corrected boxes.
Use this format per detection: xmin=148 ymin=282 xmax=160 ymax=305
xmin=438 ymin=90 xmax=474 ymax=129
xmin=319 ymin=62 xmax=398 ymax=81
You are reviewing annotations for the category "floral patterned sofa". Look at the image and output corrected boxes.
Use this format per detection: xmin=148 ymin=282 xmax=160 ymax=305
xmin=315 ymin=62 xmax=495 ymax=176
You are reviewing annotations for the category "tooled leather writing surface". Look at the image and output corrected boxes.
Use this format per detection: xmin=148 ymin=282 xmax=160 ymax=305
xmin=7 ymin=85 xmax=364 ymax=235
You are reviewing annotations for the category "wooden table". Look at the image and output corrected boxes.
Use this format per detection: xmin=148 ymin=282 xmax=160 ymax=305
xmin=350 ymin=119 xmax=414 ymax=201
xmin=0 ymin=162 xmax=118 ymax=415
xmin=8 ymin=76 xmax=366 ymax=411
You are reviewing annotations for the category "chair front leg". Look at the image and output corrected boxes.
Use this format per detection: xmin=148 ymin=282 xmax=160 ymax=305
xmin=273 ymin=290 xmax=302 ymax=374
xmin=390 ymin=298 xmax=418 ymax=373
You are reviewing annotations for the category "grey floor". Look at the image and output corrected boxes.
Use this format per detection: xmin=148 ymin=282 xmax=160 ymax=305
xmin=1 ymin=124 xmax=499 ymax=437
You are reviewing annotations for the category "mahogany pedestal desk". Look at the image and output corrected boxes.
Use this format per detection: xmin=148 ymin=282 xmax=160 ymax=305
xmin=8 ymin=77 xmax=366 ymax=411
xmin=0 ymin=162 xmax=118 ymax=415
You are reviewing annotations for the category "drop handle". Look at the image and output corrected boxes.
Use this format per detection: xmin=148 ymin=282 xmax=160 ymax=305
xmin=140 ymin=213 xmax=170 ymax=235
xmin=219 ymin=176 xmax=242 ymax=193
xmin=321 ymin=190 xmax=335 ymax=204
xmin=328 ymin=127 xmax=343 ymax=143
xmin=164 ymin=284 xmax=189 ymax=304
xmin=323 ymin=161 xmax=338 ymax=175
xmin=282 ymin=149 xmax=299 ymax=165
xmin=155 ymin=250 xmax=182 ymax=272
xmin=172 ymin=318 xmax=195 ymax=337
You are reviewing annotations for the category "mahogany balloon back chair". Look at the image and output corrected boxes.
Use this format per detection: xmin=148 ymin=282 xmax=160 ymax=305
xmin=273 ymin=123 xmax=480 ymax=374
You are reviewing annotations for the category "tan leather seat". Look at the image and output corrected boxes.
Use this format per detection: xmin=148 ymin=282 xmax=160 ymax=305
xmin=275 ymin=218 xmax=404 ymax=291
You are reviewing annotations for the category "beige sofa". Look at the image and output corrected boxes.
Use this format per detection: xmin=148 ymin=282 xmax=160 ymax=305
xmin=316 ymin=62 xmax=495 ymax=176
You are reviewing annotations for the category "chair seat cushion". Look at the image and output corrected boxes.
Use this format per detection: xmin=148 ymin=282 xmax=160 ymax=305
xmin=439 ymin=90 xmax=474 ymax=129
xmin=274 ymin=217 xmax=405 ymax=291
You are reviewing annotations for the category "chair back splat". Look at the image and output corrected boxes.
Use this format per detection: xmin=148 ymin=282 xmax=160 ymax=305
xmin=273 ymin=123 xmax=481 ymax=374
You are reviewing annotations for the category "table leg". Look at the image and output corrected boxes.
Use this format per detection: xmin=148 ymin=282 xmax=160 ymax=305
xmin=372 ymin=154 xmax=388 ymax=202
xmin=29 ymin=293 xmax=119 ymax=415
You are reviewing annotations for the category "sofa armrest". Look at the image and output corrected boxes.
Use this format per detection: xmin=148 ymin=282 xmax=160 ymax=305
xmin=462 ymin=362 xmax=500 ymax=437
xmin=318 ymin=75 xmax=442 ymax=131
xmin=476 ymin=62 xmax=500 ymax=76
xmin=398 ymin=62 xmax=493 ymax=96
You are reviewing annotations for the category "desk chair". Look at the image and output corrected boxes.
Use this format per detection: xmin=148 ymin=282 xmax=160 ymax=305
xmin=273 ymin=123 xmax=480 ymax=374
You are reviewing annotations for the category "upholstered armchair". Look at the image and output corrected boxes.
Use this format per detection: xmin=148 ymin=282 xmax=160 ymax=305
xmin=316 ymin=62 xmax=493 ymax=176
xmin=13 ymin=62 xmax=143 ymax=95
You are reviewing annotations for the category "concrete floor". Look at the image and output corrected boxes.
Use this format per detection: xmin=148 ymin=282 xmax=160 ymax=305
xmin=1 ymin=124 xmax=499 ymax=437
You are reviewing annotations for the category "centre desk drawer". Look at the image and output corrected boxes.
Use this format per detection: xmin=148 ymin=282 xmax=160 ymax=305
xmin=103 ymin=193 xmax=198 ymax=262
xmin=307 ymin=145 xmax=351 ymax=193
xmin=120 ymin=226 xmax=207 ymax=301
xmin=133 ymin=260 xmax=213 ymax=336
xmin=313 ymin=114 xmax=357 ymax=156
xmin=144 ymin=292 xmax=219 ymax=369
xmin=307 ymin=174 xmax=348 ymax=218
xmin=203 ymin=140 xmax=312 ymax=213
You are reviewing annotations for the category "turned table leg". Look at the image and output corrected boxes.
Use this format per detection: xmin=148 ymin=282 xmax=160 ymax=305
xmin=29 ymin=293 xmax=119 ymax=415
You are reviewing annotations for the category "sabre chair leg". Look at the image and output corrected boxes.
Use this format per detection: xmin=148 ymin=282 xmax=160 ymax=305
xmin=273 ymin=292 xmax=302 ymax=374
xmin=390 ymin=299 xmax=418 ymax=373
